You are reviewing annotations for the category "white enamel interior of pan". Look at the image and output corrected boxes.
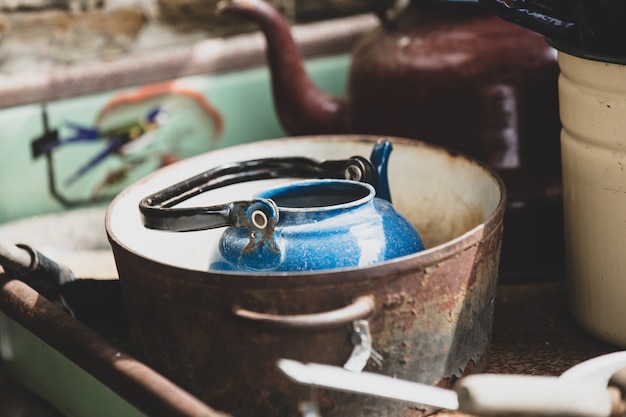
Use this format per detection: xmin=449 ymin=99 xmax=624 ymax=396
xmin=107 ymin=136 xmax=503 ymax=271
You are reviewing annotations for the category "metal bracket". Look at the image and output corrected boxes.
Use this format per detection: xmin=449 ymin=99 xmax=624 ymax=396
xmin=343 ymin=319 xmax=383 ymax=372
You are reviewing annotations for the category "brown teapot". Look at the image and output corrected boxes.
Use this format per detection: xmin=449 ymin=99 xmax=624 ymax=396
xmin=218 ymin=0 xmax=563 ymax=282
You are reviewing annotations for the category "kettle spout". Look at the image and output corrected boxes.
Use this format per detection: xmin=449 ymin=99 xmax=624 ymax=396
xmin=217 ymin=0 xmax=349 ymax=135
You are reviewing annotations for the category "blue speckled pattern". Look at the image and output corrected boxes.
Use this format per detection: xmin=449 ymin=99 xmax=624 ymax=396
xmin=210 ymin=179 xmax=424 ymax=272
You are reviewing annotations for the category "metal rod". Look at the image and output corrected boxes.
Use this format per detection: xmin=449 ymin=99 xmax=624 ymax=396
xmin=0 ymin=238 xmax=75 ymax=312
xmin=277 ymin=359 xmax=460 ymax=410
xmin=0 ymin=238 xmax=32 ymax=272
xmin=0 ymin=276 xmax=227 ymax=417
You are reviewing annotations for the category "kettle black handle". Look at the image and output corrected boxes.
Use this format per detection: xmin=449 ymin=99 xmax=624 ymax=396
xmin=139 ymin=156 xmax=378 ymax=232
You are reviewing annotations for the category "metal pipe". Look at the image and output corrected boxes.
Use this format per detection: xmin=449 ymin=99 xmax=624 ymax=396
xmin=0 ymin=239 xmax=75 ymax=312
xmin=0 ymin=276 xmax=228 ymax=417
xmin=0 ymin=238 xmax=32 ymax=273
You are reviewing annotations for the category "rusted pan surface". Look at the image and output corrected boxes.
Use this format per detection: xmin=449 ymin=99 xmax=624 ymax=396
xmin=107 ymin=135 xmax=506 ymax=416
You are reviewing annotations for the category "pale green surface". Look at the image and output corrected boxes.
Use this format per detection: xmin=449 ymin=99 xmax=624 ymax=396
xmin=0 ymin=54 xmax=350 ymax=224
xmin=0 ymin=53 xmax=350 ymax=416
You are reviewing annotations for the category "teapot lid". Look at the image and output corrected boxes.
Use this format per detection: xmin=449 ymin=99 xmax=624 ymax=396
xmin=480 ymin=0 xmax=626 ymax=63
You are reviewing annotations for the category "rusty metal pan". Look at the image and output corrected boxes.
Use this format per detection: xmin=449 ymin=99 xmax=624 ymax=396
xmin=107 ymin=134 xmax=506 ymax=416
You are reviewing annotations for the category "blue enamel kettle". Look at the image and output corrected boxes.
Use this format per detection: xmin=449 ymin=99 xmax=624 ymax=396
xmin=139 ymin=139 xmax=424 ymax=272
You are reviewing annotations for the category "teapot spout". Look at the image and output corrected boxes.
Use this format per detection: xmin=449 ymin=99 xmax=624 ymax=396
xmin=216 ymin=0 xmax=350 ymax=135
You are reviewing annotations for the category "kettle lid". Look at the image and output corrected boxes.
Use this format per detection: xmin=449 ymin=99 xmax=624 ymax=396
xmin=480 ymin=0 xmax=626 ymax=62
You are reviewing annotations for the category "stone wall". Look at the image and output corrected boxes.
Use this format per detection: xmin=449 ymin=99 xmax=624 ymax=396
xmin=0 ymin=0 xmax=378 ymax=74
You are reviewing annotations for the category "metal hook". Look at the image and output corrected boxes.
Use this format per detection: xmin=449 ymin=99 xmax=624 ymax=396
xmin=344 ymin=319 xmax=383 ymax=372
